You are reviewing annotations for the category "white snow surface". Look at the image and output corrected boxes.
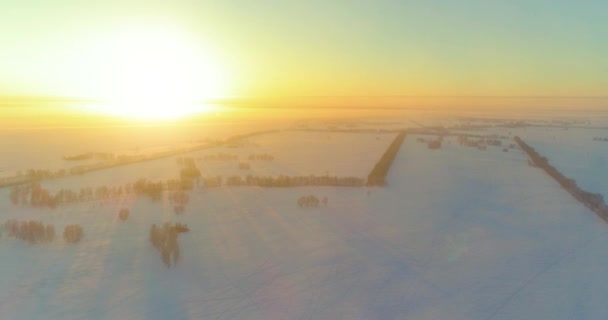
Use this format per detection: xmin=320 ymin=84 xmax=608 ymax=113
xmin=1 ymin=133 xmax=608 ymax=319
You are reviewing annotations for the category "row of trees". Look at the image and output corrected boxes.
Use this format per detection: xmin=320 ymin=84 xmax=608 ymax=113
xmin=367 ymin=132 xmax=407 ymax=186
xmin=190 ymin=153 xmax=275 ymax=162
xmin=9 ymin=172 xmax=363 ymax=209
xmin=149 ymin=223 xmax=190 ymax=267
xmin=9 ymin=176 xmax=201 ymax=208
xmin=515 ymin=136 xmax=608 ymax=220
xmin=224 ymin=174 xmax=365 ymax=187
xmin=4 ymin=220 xmax=55 ymax=244
xmin=457 ymin=135 xmax=510 ymax=150
xmin=19 ymin=153 xmax=146 ymax=181
xmin=248 ymin=154 xmax=274 ymax=161
xmin=3 ymin=220 xmax=83 ymax=244
xmin=63 ymin=152 xmax=114 ymax=161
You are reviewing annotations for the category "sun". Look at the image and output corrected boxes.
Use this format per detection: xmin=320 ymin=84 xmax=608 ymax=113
xmin=86 ymin=27 xmax=227 ymax=120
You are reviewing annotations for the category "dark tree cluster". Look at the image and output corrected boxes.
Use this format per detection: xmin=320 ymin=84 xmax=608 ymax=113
xmin=248 ymin=153 xmax=274 ymax=161
xmin=133 ymin=179 xmax=164 ymax=200
xmin=10 ymin=183 xmax=124 ymax=208
xmin=63 ymin=225 xmax=84 ymax=243
xmin=119 ymin=208 xmax=130 ymax=221
xmin=4 ymin=219 xmax=55 ymax=244
xmin=367 ymin=132 xmax=407 ymax=186
xmin=455 ymin=135 xmax=507 ymax=151
xmin=515 ymin=136 xmax=608 ymax=221
xmin=63 ymin=152 xmax=115 ymax=161
xmin=9 ymin=176 xmax=201 ymax=208
xmin=427 ymin=140 xmax=442 ymax=149
xmin=149 ymin=223 xmax=190 ymax=267
xmin=225 ymin=174 xmax=365 ymax=187
xmin=297 ymin=195 xmax=328 ymax=208
xmin=177 ymin=157 xmax=201 ymax=180
xmin=15 ymin=168 xmax=74 ymax=180
xmin=201 ymin=176 xmax=222 ymax=187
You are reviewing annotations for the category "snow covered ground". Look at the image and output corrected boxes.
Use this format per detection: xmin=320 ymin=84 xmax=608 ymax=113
xmin=27 ymin=130 xmax=395 ymax=193
xmin=0 ymin=118 xmax=282 ymax=178
xmin=2 ymin=128 xmax=608 ymax=319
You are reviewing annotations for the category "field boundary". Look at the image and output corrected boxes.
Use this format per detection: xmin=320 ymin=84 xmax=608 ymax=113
xmin=515 ymin=136 xmax=608 ymax=222
xmin=366 ymin=131 xmax=407 ymax=186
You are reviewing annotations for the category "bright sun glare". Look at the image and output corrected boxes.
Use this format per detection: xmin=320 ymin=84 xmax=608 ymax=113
xmin=86 ymin=27 xmax=227 ymax=120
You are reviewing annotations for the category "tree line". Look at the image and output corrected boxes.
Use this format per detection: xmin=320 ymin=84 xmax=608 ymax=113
xmin=9 ymin=177 xmax=200 ymax=208
xmin=3 ymin=220 xmax=83 ymax=244
xmin=224 ymin=174 xmax=364 ymax=187
xmin=367 ymin=132 xmax=407 ymax=186
xmin=9 ymin=173 xmax=365 ymax=209
xmin=514 ymin=136 xmax=608 ymax=221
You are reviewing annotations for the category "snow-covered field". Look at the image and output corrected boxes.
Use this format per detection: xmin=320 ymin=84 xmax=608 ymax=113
xmin=0 ymin=118 xmax=283 ymax=178
xmin=26 ymin=130 xmax=395 ymax=193
xmin=2 ymin=124 xmax=608 ymax=319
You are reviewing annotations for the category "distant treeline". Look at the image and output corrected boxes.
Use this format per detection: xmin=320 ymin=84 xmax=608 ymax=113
xmin=367 ymin=132 xmax=407 ymax=186
xmin=193 ymin=153 xmax=275 ymax=162
xmin=514 ymin=136 xmax=608 ymax=222
xmin=224 ymin=175 xmax=365 ymax=187
xmin=63 ymin=152 xmax=115 ymax=161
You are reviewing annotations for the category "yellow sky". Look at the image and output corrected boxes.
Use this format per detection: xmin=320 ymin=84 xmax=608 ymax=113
xmin=1 ymin=1 xmax=606 ymax=108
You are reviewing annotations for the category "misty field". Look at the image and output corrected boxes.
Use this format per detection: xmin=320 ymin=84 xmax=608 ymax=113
xmin=3 ymin=118 xmax=608 ymax=319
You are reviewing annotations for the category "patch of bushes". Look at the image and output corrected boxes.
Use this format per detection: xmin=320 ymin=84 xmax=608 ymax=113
xmin=427 ymin=140 xmax=442 ymax=149
xmin=149 ymin=223 xmax=190 ymax=267
xmin=4 ymin=219 xmax=55 ymax=244
xmin=63 ymin=225 xmax=84 ymax=244
xmin=119 ymin=208 xmax=130 ymax=221
xmin=298 ymin=195 xmax=326 ymax=208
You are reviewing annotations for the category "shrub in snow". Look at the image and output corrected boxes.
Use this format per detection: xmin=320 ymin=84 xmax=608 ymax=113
xmin=63 ymin=225 xmax=84 ymax=244
xmin=298 ymin=195 xmax=320 ymax=208
xmin=119 ymin=208 xmax=130 ymax=221
xmin=427 ymin=140 xmax=441 ymax=149
xmin=149 ymin=223 xmax=189 ymax=267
